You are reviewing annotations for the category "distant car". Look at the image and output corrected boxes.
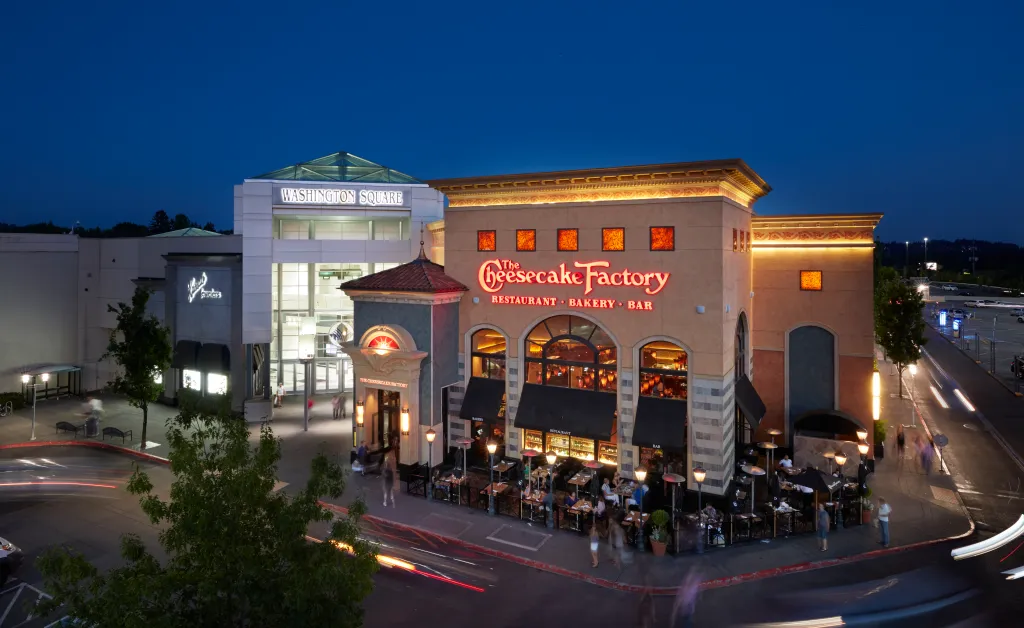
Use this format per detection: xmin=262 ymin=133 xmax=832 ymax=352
xmin=964 ymin=300 xmax=980 ymax=308
xmin=959 ymin=291 xmax=974 ymax=296
xmin=942 ymin=285 xmax=958 ymax=292
xmin=951 ymin=309 xmax=966 ymax=320
xmin=0 ymin=536 xmax=23 ymax=587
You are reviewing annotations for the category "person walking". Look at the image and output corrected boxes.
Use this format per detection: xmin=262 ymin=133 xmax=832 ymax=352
xmin=670 ymin=568 xmax=701 ymax=628
xmin=877 ymin=497 xmax=891 ymax=547
xmin=382 ymin=455 xmax=396 ymax=508
xmin=275 ymin=382 xmax=284 ymax=408
xmin=817 ymin=503 xmax=830 ymax=551
xmin=590 ymin=524 xmax=600 ymax=568
xmin=608 ymin=516 xmax=625 ymax=567
xmin=331 ymin=395 xmax=341 ymax=420
xmin=896 ymin=424 xmax=906 ymax=468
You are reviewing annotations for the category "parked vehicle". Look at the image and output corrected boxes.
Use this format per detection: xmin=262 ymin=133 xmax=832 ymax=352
xmin=1018 ymin=316 xmax=1024 ymax=324
xmin=1010 ymin=308 xmax=1024 ymax=317
xmin=1011 ymin=356 xmax=1024 ymax=378
xmin=942 ymin=285 xmax=958 ymax=292
xmin=964 ymin=300 xmax=980 ymax=308
xmin=952 ymin=309 xmax=966 ymax=320
xmin=0 ymin=536 xmax=23 ymax=587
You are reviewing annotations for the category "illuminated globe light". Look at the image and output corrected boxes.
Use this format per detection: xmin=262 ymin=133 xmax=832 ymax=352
xmin=909 ymin=363 xmax=918 ymax=376
xmin=856 ymin=429 xmax=868 ymax=441
xmin=858 ymin=442 xmax=870 ymax=456
xmin=486 ymin=440 xmax=497 ymax=455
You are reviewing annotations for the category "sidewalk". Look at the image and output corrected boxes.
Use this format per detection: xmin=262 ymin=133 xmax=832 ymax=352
xmin=0 ymin=382 xmax=973 ymax=590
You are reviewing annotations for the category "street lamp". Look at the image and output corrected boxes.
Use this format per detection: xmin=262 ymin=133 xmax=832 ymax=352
xmin=908 ymin=363 xmax=918 ymax=426
xmin=924 ymin=237 xmax=929 ymax=277
xmin=905 ymin=241 xmax=909 ymax=277
xmin=634 ymin=466 xmax=648 ymax=552
xmin=693 ymin=466 xmax=707 ymax=555
xmin=486 ymin=440 xmax=498 ymax=516
xmin=856 ymin=428 xmax=868 ymax=442
xmin=425 ymin=428 xmax=436 ymax=502
xmin=834 ymin=452 xmax=848 ymax=528
xmin=21 ymin=373 xmax=49 ymax=441
xmin=858 ymin=442 xmax=870 ymax=457
xmin=545 ymin=451 xmax=557 ymax=529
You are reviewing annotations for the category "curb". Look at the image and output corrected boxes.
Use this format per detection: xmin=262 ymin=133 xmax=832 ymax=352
xmin=318 ymin=499 xmax=974 ymax=595
xmin=0 ymin=439 xmax=170 ymax=465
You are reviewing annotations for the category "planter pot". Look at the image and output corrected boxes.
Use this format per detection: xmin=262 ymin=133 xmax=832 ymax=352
xmin=650 ymin=539 xmax=667 ymax=557
xmin=874 ymin=442 xmax=885 ymax=459
xmin=862 ymin=508 xmax=873 ymax=524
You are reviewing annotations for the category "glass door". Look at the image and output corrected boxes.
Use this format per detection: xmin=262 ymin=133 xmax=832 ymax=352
xmin=378 ymin=390 xmax=401 ymax=448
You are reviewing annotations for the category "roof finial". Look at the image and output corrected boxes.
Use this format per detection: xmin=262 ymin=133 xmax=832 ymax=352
xmin=418 ymin=225 xmax=427 ymax=260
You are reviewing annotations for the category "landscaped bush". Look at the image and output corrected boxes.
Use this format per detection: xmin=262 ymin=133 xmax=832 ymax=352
xmin=0 ymin=392 xmax=27 ymax=411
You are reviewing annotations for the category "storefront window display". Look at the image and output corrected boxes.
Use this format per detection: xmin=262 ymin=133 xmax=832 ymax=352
xmin=638 ymin=447 xmax=685 ymax=474
xmin=524 ymin=315 xmax=617 ymax=391
xmin=207 ymin=373 xmax=228 ymax=395
xmin=639 ymin=341 xmax=688 ymax=400
xmin=182 ymin=370 xmax=202 ymax=391
xmin=471 ymin=328 xmax=506 ymax=379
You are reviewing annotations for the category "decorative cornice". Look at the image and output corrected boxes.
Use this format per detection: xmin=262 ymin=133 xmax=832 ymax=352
xmin=751 ymin=213 xmax=883 ymax=248
xmin=429 ymin=159 xmax=771 ymax=210
xmin=347 ymin=291 xmax=464 ymax=305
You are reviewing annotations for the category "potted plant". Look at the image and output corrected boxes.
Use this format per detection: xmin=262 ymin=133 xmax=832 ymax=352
xmin=649 ymin=509 xmax=670 ymax=556
xmin=873 ymin=419 xmax=887 ymax=459
xmin=861 ymin=487 xmax=875 ymax=524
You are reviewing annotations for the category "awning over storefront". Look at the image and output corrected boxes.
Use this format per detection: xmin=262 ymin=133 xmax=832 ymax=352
xmin=459 ymin=377 xmax=507 ymax=424
xmin=515 ymin=384 xmax=617 ymax=441
xmin=735 ymin=375 xmax=766 ymax=433
xmin=197 ymin=343 xmax=230 ymax=373
xmin=631 ymin=396 xmax=687 ymax=453
xmin=171 ymin=341 xmax=201 ymax=370
xmin=793 ymin=409 xmax=864 ymax=442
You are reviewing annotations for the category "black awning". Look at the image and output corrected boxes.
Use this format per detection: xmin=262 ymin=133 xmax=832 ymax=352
xmin=459 ymin=377 xmax=507 ymax=423
xmin=793 ymin=409 xmax=863 ymax=442
xmin=515 ymin=384 xmax=617 ymax=441
xmin=197 ymin=343 xmax=230 ymax=373
xmin=631 ymin=396 xmax=687 ymax=453
xmin=171 ymin=340 xmax=201 ymax=370
xmin=735 ymin=375 xmax=766 ymax=433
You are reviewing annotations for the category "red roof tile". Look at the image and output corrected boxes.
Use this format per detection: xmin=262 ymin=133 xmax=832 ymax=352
xmin=339 ymin=251 xmax=468 ymax=294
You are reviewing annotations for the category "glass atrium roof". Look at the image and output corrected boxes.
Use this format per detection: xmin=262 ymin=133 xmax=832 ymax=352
xmin=250 ymin=152 xmax=421 ymax=184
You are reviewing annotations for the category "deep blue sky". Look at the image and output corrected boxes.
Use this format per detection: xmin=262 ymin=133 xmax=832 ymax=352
xmin=2 ymin=1 xmax=1021 ymax=242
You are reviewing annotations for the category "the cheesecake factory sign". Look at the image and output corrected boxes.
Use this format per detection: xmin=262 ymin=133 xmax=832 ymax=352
xmin=477 ymin=259 xmax=670 ymax=311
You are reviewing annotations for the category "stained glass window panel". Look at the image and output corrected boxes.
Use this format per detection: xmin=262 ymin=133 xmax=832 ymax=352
xmin=650 ymin=227 xmax=674 ymax=251
xmin=477 ymin=230 xmax=496 ymax=251
xmin=516 ymin=229 xmax=536 ymax=252
xmin=602 ymin=228 xmax=624 ymax=251
xmin=557 ymin=228 xmax=578 ymax=251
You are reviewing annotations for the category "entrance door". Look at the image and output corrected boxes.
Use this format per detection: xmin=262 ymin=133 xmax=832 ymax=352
xmin=378 ymin=390 xmax=401 ymax=448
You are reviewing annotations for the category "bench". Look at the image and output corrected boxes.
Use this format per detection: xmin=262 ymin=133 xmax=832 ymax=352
xmin=55 ymin=421 xmax=84 ymax=436
xmin=101 ymin=427 xmax=133 ymax=444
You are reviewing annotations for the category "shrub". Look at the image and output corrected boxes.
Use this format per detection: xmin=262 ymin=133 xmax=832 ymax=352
xmin=649 ymin=509 xmax=670 ymax=542
xmin=873 ymin=419 xmax=887 ymax=444
xmin=0 ymin=392 xmax=26 ymax=411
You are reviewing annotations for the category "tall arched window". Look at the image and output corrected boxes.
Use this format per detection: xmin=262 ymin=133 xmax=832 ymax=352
xmin=639 ymin=341 xmax=688 ymax=400
xmin=471 ymin=328 xmax=506 ymax=380
xmin=524 ymin=315 xmax=617 ymax=392
xmin=735 ymin=313 xmax=751 ymax=444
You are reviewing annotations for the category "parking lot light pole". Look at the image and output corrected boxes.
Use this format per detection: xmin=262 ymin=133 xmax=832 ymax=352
xmin=635 ymin=466 xmax=648 ymax=552
xmin=487 ymin=440 xmax=497 ymax=516
xmin=923 ymin=237 xmax=929 ymax=277
xmin=693 ymin=467 xmax=706 ymax=554
xmin=21 ymin=373 xmax=49 ymax=441
xmin=425 ymin=428 xmax=436 ymax=502
xmin=545 ymin=451 xmax=557 ymax=529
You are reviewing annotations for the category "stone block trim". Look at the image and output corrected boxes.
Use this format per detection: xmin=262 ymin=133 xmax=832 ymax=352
xmin=688 ymin=373 xmax=736 ymax=495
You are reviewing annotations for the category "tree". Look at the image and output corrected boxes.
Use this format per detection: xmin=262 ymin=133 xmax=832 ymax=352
xmin=104 ymin=287 xmax=173 ymax=449
xmin=172 ymin=213 xmax=192 ymax=230
xmin=202 ymin=221 xmax=216 ymax=232
xmin=875 ymin=276 xmax=927 ymax=397
xmin=36 ymin=398 xmax=377 ymax=627
xmin=107 ymin=222 xmax=150 ymax=238
xmin=150 ymin=210 xmax=173 ymax=234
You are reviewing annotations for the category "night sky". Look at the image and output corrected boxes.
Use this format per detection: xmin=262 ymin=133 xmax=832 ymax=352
xmin=2 ymin=1 xmax=1021 ymax=242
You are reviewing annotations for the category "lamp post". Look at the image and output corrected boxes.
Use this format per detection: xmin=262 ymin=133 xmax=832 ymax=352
xmin=858 ymin=441 xmax=869 ymax=459
xmin=908 ymin=363 xmax=918 ymax=426
xmin=487 ymin=440 xmax=497 ymax=516
xmin=834 ymin=452 xmax=847 ymax=529
xmin=923 ymin=237 xmax=929 ymax=277
xmin=856 ymin=428 xmax=868 ymax=443
xmin=905 ymin=241 xmax=909 ymax=277
xmin=693 ymin=466 xmax=706 ymax=555
xmin=634 ymin=466 xmax=648 ymax=552
xmin=426 ymin=428 xmax=436 ymax=502
xmin=21 ymin=373 xmax=49 ymax=441
xmin=545 ymin=451 xmax=557 ymax=529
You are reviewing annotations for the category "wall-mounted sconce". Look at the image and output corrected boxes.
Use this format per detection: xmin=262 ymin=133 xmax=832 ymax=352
xmin=400 ymin=407 xmax=410 ymax=435
xmin=356 ymin=401 xmax=364 ymax=426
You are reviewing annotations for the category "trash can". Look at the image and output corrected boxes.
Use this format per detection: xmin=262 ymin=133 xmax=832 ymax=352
xmin=86 ymin=417 xmax=99 ymax=438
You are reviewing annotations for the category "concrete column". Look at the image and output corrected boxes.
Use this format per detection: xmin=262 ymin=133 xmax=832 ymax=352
xmin=688 ymin=373 xmax=736 ymax=496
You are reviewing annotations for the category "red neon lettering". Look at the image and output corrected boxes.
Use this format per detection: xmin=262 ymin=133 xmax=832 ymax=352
xmin=478 ymin=259 xmax=670 ymax=296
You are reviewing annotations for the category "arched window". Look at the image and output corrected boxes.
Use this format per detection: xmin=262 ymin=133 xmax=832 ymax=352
xmin=471 ymin=328 xmax=506 ymax=380
xmin=524 ymin=315 xmax=617 ymax=392
xmin=639 ymin=341 xmax=688 ymax=400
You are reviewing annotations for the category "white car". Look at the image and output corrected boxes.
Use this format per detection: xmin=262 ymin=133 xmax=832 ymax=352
xmin=964 ymin=300 xmax=980 ymax=308
xmin=1011 ymin=309 xmax=1024 ymax=317
xmin=943 ymin=285 xmax=958 ymax=292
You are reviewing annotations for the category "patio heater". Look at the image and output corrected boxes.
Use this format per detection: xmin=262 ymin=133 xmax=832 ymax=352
xmin=545 ymin=451 xmax=557 ymax=529
xmin=487 ymin=440 xmax=498 ymax=516
xmin=21 ymin=373 xmax=49 ymax=441
xmin=693 ymin=467 xmax=706 ymax=555
xmin=634 ymin=466 xmax=648 ymax=552
xmin=834 ymin=452 xmax=847 ymax=529
xmin=425 ymin=428 xmax=436 ymax=502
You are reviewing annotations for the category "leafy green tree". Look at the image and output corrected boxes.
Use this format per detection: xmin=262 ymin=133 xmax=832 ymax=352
xmin=107 ymin=222 xmax=150 ymax=238
xmin=36 ymin=398 xmax=377 ymax=627
xmin=875 ymin=277 xmax=927 ymax=397
xmin=104 ymin=287 xmax=173 ymax=449
xmin=172 ymin=213 xmax=192 ymax=230
xmin=149 ymin=210 xmax=173 ymax=234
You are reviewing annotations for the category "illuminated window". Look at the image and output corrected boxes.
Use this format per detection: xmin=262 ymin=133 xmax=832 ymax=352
xmin=733 ymin=229 xmax=739 ymax=252
xmin=207 ymin=373 xmax=228 ymax=395
xmin=182 ymin=370 xmax=202 ymax=391
xmin=516 ymin=229 xmax=536 ymax=252
xmin=740 ymin=230 xmax=747 ymax=252
xmin=366 ymin=335 xmax=400 ymax=351
xmin=639 ymin=341 xmax=688 ymax=400
xmin=744 ymin=231 xmax=749 ymax=251
xmin=471 ymin=328 xmax=507 ymax=380
xmin=650 ymin=227 xmax=674 ymax=251
xmin=525 ymin=315 xmax=617 ymax=391
xmin=800 ymin=270 xmax=823 ymax=291
xmin=602 ymin=228 xmax=624 ymax=252
xmin=557 ymin=228 xmax=578 ymax=251
xmin=477 ymin=230 xmax=496 ymax=251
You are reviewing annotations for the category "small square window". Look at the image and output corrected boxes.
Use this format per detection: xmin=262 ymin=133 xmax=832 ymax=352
xmin=602 ymin=227 xmax=625 ymax=251
xmin=650 ymin=226 xmax=674 ymax=251
xmin=516 ymin=229 xmax=536 ymax=252
xmin=557 ymin=228 xmax=578 ymax=251
xmin=741 ymin=230 xmax=748 ymax=252
xmin=477 ymin=230 xmax=496 ymax=251
xmin=800 ymin=270 xmax=823 ymax=291
xmin=733 ymin=229 xmax=739 ymax=252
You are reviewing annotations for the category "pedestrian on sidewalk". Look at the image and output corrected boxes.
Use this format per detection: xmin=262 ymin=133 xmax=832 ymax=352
xmin=382 ymin=455 xmax=396 ymax=508
xmin=275 ymin=382 xmax=284 ymax=408
xmin=608 ymin=516 xmax=625 ymax=567
xmin=877 ymin=497 xmax=891 ymax=547
xmin=817 ymin=503 xmax=830 ymax=552
xmin=331 ymin=395 xmax=341 ymax=420
xmin=670 ymin=567 xmax=701 ymax=628
xmin=590 ymin=524 xmax=600 ymax=568
xmin=897 ymin=424 xmax=906 ymax=468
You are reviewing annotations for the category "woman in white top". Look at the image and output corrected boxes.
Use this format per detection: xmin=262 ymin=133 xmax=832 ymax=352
xmin=602 ymin=478 xmax=619 ymax=505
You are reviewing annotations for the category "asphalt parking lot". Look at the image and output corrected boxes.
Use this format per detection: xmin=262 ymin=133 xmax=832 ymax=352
xmin=0 ymin=580 xmax=63 ymax=627
xmin=929 ymin=297 xmax=1024 ymax=390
